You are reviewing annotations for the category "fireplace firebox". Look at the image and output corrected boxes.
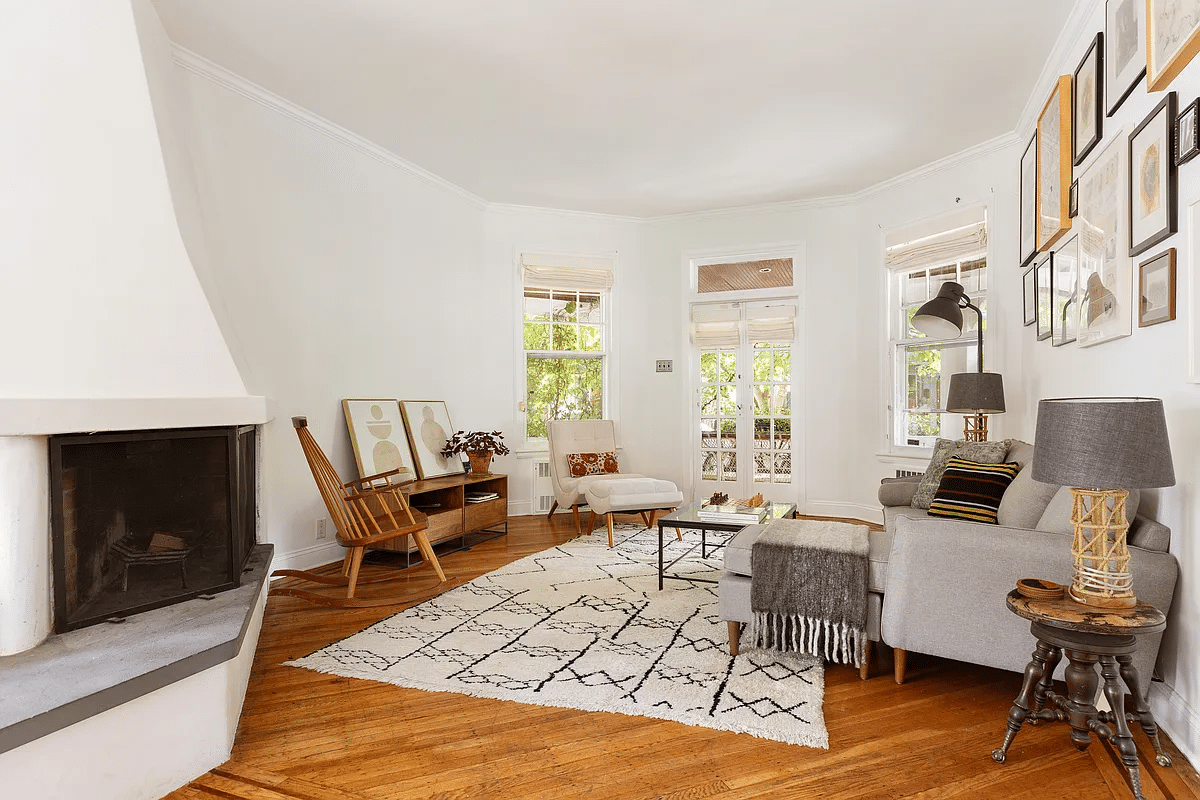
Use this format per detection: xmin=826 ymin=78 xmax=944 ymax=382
xmin=49 ymin=425 xmax=257 ymax=632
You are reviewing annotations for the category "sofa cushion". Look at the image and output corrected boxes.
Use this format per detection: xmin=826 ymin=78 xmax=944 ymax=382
xmin=996 ymin=444 xmax=1061 ymax=529
xmin=1035 ymin=485 xmax=1141 ymax=535
xmin=566 ymin=451 xmax=619 ymax=477
xmin=912 ymin=438 xmax=1010 ymax=509
xmin=928 ymin=457 xmax=1021 ymax=524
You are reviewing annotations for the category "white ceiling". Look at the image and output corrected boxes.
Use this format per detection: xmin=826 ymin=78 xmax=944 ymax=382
xmin=151 ymin=0 xmax=1075 ymax=217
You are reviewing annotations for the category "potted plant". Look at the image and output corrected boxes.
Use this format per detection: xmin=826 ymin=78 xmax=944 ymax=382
xmin=441 ymin=430 xmax=510 ymax=476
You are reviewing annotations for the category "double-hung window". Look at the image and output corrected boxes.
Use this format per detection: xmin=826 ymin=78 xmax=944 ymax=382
xmin=887 ymin=219 xmax=988 ymax=448
xmin=521 ymin=254 xmax=614 ymax=441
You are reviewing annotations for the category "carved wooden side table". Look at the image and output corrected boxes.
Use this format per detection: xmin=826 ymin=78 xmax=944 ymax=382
xmin=991 ymin=590 xmax=1172 ymax=800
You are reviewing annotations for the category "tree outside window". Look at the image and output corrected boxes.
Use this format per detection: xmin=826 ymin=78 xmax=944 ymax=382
xmin=524 ymin=289 xmax=605 ymax=439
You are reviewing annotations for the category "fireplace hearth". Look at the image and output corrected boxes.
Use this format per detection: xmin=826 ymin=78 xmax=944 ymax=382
xmin=49 ymin=426 xmax=257 ymax=632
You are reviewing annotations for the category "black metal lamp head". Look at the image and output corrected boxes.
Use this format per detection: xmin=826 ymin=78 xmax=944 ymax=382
xmin=911 ymin=282 xmax=969 ymax=340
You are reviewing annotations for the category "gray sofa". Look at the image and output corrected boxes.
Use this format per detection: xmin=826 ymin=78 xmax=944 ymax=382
xmin=878 ymin=439 xmax=1179 ymax=694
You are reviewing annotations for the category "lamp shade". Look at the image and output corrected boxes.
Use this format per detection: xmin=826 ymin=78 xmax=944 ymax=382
xmin=911 ymin=282 xmax=965 ymax=339
xmin=946 ymin=372 xmax=1005 ymax=414
xmin=1032 ymin=398 xmax=1175 ymax=489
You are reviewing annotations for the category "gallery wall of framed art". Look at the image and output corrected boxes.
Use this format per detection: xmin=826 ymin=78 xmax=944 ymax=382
xmin=1019 ymin=0 xmax=1198 ymax=358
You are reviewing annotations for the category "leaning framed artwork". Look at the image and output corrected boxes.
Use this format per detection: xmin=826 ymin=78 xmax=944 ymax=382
xmin=1052 ymin=235 xmax=1080 ymax=347
xmin=1147 ymin=0 xmax=1200 ymax=91
xmin=1178 ymin=97 xmax=1199 ymax=165
xmin=343 ymin=398 xmax=417 ymax=480
xmin=1038 ymin=76 xmax=1073 ymax=252
xmin=399 ymin=400 xmax=461 ymax=480
xmin=1076 ymin=135 xmax=1133 ymax=348
xmin=1074 ymin=33 xmax=1103 ymax=166
xmin=1019 ymin=131 xmax=1039 ymax=267
xmin=1138 ymin=249 xmax=1177 ymax=326
xmin=1129 ymin=92 xmax=1177 ymax=256
xmin=1106 ymin=0 xmax=1145 ymax=116
xmin=1036 ymin=251 xmax=1054 ymax=341
xmin=1023 ymin=264 xmax=1038 ymax=326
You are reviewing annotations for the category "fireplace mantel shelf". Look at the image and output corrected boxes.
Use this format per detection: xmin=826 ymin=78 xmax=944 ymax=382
xmin=0 ymin=544 xmax=272 ymax=755
xmin=0 ymin=396 xmax=270 ymax=436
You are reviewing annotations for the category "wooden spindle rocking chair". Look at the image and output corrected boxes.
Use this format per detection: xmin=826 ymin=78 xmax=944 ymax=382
xmin=270 ymin=416 xmax=446 ymax=607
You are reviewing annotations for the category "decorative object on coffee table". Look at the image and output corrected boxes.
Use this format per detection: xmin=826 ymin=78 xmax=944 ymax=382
xmin=911 ymin=281 xmax=1004 ymax=441
xmin=441 ymin=429 xmax=510 ymax=476
xmin=1032 ymin=397 xmax=1175 ymax=607
xmin=992 ymin=590 xmax=1172 ymax=799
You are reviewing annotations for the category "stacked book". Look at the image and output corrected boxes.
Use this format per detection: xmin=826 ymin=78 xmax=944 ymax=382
xmin=697 ymin=498 xmax=769 ymax=524
xmin=465 ymin=490 xmax=501 ymax=504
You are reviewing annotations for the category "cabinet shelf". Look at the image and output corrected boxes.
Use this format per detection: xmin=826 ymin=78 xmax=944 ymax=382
xmin=367 ymin=472 xmax=507 ymax=565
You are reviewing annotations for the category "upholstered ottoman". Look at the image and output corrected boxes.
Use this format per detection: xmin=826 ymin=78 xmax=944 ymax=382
xmin=719 ymin=521 xmax=884 ymax=678
xmin=583 ymin=477 xmax=684 ymax=547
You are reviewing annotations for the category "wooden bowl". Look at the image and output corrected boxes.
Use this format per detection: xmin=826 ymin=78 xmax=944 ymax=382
xmin=1016 ymin=578 xmax=1065 ymax=600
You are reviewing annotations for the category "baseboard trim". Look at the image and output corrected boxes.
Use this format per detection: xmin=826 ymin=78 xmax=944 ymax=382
xmin=802 ymin=501 xmax=883 ymax=526
xmin=268 ymin=541 xmax=343 ymax=574
xmin=1150 ymin=679 xmax=1200 ymax=768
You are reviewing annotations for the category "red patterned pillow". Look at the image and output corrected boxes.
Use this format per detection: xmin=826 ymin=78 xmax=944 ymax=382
xmin=566 ymin=451 xmax=620 ymax=477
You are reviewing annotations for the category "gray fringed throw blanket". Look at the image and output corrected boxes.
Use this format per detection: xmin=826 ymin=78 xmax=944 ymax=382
xmin=748 ymin=519 xmax=869 ymax=666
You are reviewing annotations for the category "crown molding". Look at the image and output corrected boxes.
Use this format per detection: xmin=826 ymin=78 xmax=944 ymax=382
xmin=1015 ymin=0 xmax=1104 ymax=137
xmin=486 ymin=201 xmax=644 ymax=226
xmin=171 ymin=46 xmax=489 ymax=212
xmin=853 ymin=131 xmax=1020 ymax=204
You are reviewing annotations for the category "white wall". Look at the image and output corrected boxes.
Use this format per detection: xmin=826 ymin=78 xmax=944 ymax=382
xmin=177 ymin=63 xmax=490 ymax=569
xmin=0 ymin=0 xmax=245 ymax=400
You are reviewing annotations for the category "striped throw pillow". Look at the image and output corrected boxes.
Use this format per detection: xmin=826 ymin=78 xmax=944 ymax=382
xmin=927 ymin=457 xmax=1021 ymax=525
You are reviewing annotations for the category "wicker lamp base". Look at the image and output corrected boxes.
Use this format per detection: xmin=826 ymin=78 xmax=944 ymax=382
xmin=1068 ymin=487 xmax=1136 ymax=608
xmin=961 ymin=414 xmax=988 ymax=442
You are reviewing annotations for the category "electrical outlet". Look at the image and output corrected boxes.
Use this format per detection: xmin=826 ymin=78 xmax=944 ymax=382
xmin=656 ymin=359 xmax=673 ymax=373
xmin=315 ymin=518 xmax=327 ymax=540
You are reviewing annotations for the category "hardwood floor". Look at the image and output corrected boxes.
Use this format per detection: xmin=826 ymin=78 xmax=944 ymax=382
xmin=164 ymin=515 xmax=1200 ymax=800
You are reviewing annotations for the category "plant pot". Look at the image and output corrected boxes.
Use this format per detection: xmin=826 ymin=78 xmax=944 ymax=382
xmin=467 ymin=451 xmax=492 ymax=476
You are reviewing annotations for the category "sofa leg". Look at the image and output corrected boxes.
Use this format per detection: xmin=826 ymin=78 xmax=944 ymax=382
xmin=894 ymin=648 xmax=907 ymax=685
xmin=860 ymin=639 xmax=873 ymax=680
xmin=728 ymin=621 xmax=741 ymax=656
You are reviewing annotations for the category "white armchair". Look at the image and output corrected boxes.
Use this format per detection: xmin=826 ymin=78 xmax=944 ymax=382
xmin=546 ymin=419 xmax=643 ymax=535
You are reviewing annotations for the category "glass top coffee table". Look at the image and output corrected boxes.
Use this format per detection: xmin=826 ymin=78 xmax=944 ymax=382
xmin=655 ymin=501 xmax=796 ymax=590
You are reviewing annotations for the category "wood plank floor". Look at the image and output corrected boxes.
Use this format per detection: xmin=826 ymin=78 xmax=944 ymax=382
xmin=164 ymin=515 xmax=1200 ymax=800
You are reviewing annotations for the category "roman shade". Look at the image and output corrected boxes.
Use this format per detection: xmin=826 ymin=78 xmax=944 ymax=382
xmin=690 ymin=306 xmax=741 ymax=348
xmin=521 ymin=253 xmax=615 ymax=291
xmin=747 ymin=303 xmax=796 ymax=344
xmin=885 ymin=221 xmax=987 ymax=271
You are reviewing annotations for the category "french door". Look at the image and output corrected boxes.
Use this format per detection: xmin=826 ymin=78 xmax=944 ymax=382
xmin=693 ymin=301 xmax=796 ymax=502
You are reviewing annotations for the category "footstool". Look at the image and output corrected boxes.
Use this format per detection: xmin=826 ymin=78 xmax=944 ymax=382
xmin=583 ymin=477 xmax=684 ymax=547
xmin=718 ymin=521 xmax=884 ymax=678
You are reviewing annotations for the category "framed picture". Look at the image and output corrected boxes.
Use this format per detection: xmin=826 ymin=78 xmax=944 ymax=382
xmin=1076 ymin=134 xmax=1133 ymax=348
xmin=1106 ymin=0 xmax=1146 ymax=116
xmin=1052 ymin=235 xmax=1080 ymax=347
xmin=1019 ymin=131 xmax=1039 ymax=267
xmin=342 ymin=399 xmax=416 ymax=480
xmin=1177 ymin=97 xmax=1199 ymax=165
xmin=1038 ymin=76 xmax=1073 ymax=253
xmin=1138 ymin=249 xmax=1177 ymax=326
xmin=1069 ymin=180 xmax=1080 ymax=217
xmin=398 ymin=400 xmax=461 ymax=480
xmin=1147 ymin=0 xmax=1200 ymax=91
xmin=1129 ymin=93 xmax=1178 ymax=256
xmin=1074 ymin=33 xmax=1103 ymax=166
xmin=1036 ymin=251 xmax=1054 ymax=341
xmin=1023 ymin=264 xmax=1038 ymax=326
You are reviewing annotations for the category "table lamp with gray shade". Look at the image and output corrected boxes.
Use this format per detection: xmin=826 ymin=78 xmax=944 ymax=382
xmin=1032 ymin=397 xmax=1175 ymax=608
xmin=911 ymin=281 xmax=1004 ymax=441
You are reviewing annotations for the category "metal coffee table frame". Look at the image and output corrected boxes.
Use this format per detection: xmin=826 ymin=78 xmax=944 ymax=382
xmin=655 ymin=502 xmax=796 ymax=590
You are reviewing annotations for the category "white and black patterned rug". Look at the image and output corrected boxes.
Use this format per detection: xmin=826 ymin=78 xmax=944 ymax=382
xmin=288 ymin=524 xmax=828 ymax=748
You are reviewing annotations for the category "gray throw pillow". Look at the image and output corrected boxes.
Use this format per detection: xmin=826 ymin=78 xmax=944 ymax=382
xmin=911 ymin=438 xmax=1010 ymax=510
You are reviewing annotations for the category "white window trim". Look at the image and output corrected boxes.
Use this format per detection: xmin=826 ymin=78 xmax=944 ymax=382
xmin=882 ymin=207 xmax=993 ymax=456
xmin=514 ymin=248 xmax=620 ymax=451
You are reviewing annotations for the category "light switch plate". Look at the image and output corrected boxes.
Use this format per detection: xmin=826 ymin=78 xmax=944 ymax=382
xmin=656 ymin=360 xmax=672 ymax=373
